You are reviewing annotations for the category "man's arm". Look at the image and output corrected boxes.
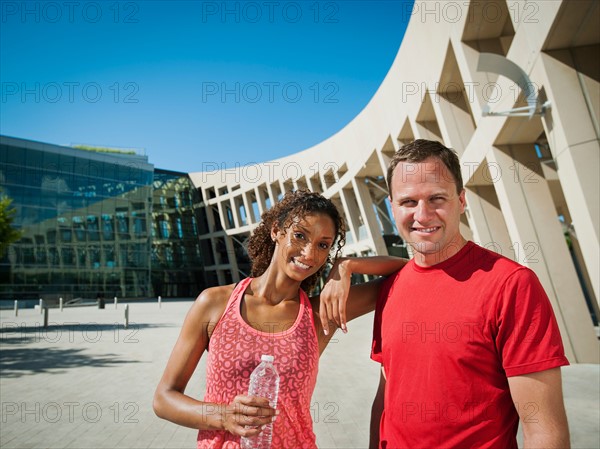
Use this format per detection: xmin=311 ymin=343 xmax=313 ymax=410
xmin=319 ymin=256 xmax=407 ymax=335
xmin=369 ymin=367 xmax=386 ymax=449
xmin=507 ymin=368 xmax=570 ymax=449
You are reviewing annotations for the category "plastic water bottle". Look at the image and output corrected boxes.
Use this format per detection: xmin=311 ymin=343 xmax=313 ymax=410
xmin=240 ymin=355 xmax=280 ymax=449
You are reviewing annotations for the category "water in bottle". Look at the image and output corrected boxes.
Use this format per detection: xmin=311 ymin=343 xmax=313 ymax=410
xmin=240 ymin=354 xmax=280 ymax=449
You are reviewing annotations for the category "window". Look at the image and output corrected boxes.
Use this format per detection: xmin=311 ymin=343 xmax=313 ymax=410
xmin=87 ymin=215 xmax=99 ymax=241
xmin=73 ymin=216 xmax=86 ymax=241
xmin=160 ymin=220 xmax=170 ymax=239
xmin=133 ymin=213 xmax=146 ymax=237
xmin=102 ymin=214 xmax=114 ymax=240
xmin=176 ymin=217 xmax=183 ymax=239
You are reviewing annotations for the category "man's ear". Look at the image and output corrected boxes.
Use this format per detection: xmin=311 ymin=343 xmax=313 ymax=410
xmin=458 ymin=189 xmax=466 ymax=214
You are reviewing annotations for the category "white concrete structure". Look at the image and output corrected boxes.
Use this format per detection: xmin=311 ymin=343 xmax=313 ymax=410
xmin=189 ymin=0 xmax=600 ymax=363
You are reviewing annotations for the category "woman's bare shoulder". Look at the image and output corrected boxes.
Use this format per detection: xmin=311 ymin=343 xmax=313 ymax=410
xmin=197 ymin=283 xmax=236 ymax=303
xmin=189 ymin=283 xmax=237 ymax=323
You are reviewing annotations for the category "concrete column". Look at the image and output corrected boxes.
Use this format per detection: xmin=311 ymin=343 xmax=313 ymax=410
xmin=278 ymin=179 xmax=287 ymax=197
xmin=229 ymin=198 xmax=241 ymax=228
xmin=538 ymin=52 xmax=600 ymax=305
xmin=432 ymin=94 xmax=475 ymax=155
xmin=377 ymin=150 xmax=392 ymax=189
xmin=305 ymin=174 xmax=318 ymax=192
xmin=266 ymin=182 xmax=277 ymax=207
xmin=464 ymin=186 xmax=512 ymax=256
xmin=205 ymin=204 xmax=216 ymax=233
xmin=216 ymin=269 xmax=226 ymax=285
xmin=255 ymin=186 xmax=267 ymax=216
xmin=352 ymin=178 xmax=388 ymax=255
xmin=210 ymin=237 xmax=220 ymax=266
xmin=312 ymin=173 xmax=325 ymax=193
xmin=339 ymin=187 xmax=360 ymax=245
xmin=374 ymin=197 xmax=395 ymax=235
xmin=488 ymin=145 xmax=599 ymax=363
xmin=320 ymin=168 xmax=335 ymax=192
xmin=292 ymin=175 xmax=308 ymax=192
xmin=217 ymin=201 xmax=227 ymax=230
xmin=242 ymin=192 xmax=254 ymax=225
xmin=224 ymin=236 xmax=240 ymax=282
xmin=237 ymin=195 xmax=248 ymax=226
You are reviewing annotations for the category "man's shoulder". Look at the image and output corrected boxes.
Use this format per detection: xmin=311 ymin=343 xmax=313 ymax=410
xmin=464 ymin=243 xmax=550 ymax=301
xmin=467 ymin=241 xmax=529 ymax=273
xmin=377 ymin=268 xmax=407 ymax=307
xmin=381 ymin=267 xmax=404 ymax=288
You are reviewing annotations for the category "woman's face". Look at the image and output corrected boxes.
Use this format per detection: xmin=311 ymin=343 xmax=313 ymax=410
xmin=272 ymin=213 xmax=336 ymax=283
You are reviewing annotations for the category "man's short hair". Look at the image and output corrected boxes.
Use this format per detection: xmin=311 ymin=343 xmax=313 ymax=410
xmin=386 ymin=139 xmax=463 ymax=197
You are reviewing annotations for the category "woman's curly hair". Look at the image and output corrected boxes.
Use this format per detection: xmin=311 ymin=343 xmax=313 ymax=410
xmin=247 ymin=189 xmax=346 ymax=293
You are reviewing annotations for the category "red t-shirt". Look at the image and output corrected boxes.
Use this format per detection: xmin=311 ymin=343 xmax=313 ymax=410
xmin=371 ymin=241 xmax=569 ymax=449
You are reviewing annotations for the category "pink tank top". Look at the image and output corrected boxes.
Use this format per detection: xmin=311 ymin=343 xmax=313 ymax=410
xmin=197 ymin=278 xmax=319 ymax=449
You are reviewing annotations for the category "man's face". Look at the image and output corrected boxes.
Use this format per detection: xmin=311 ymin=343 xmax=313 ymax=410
xmin=389 ymin=157 xmax=466 ymax=267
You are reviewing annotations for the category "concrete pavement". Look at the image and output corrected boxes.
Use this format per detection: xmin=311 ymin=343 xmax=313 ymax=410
xmin=0 ymin=300 xmax=598 ymax=449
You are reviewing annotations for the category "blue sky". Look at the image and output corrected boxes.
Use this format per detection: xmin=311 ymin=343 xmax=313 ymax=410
xmin=1 ymin=1 xmax=413 ymax=172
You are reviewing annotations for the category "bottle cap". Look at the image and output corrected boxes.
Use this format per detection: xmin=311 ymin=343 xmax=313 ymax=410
xmin=261 ymin=354 xmax=274 ymax=362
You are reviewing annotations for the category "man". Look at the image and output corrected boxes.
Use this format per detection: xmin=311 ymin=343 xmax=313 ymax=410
xmin=320 ymin=139 xmax=570 ymax=448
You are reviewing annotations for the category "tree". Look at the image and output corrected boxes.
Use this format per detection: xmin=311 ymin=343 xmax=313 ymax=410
xmin=0 ymin=194 xmax=22 ymax=258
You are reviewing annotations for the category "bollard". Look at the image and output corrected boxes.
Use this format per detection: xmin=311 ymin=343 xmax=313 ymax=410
xmin=114 ymin=296 xmax=118 ymax=309
xmin=59 ymin=297 xmax=63 ymax=311
xmin=43 ymin=307 xmax=49 ymax=328
xmin=124 ymin=304 xmax=129 ymax=329
xmin=158 ymin=295 xmax=162 ymax=308
xmin=39 ymin=298 xmax=44 ymax=314
xmin=14 ymin=300 xmax=18 ymax=317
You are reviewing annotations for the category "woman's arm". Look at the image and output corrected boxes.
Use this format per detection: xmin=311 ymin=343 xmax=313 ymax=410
xmin=319 ymin=256 xmax=407 ymax=335
xmin=153 ymin=287 xmax=276 ymax=436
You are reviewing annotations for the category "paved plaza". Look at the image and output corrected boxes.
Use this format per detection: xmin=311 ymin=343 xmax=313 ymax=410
xmin=0 ymin=300 xmax=598 ymax=449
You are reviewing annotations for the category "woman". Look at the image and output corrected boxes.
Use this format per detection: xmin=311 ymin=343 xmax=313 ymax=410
xmin=153 ymin=190 xmax=404 ymax=448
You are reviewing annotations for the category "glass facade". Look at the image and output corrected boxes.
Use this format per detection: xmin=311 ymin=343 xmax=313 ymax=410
xmin=151 ymin=170 xmax=206 ymax=297
xmin=0 ymin=136 xmax=160 ymax=300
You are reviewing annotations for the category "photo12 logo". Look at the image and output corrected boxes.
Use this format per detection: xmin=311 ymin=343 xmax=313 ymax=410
xmin=200 ymin=1 xmax=339 ymax=24
xmin=0 ymin=321 xmax=140 ymax=344
xmin=1 ymin=2 xmax=140 ymax=23
xmin=201 ymin=81 xmax=339 ymax=104
xmin=198 ymin=160 xmax=340 ymax=184
xmin=1 ymin=401 xmax=139 ymax=424
xmin=402 ymin=1 xmax=539 ymax=25
xmin=1 ymin=82 xmax=139 ymax=104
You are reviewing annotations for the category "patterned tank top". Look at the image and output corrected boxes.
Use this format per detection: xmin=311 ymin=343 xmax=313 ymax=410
xmin=197 ymin=277 xmax=320 ymax=449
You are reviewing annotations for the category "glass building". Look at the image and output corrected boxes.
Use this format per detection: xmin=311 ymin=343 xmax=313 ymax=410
xmin=0 ymin=135 xmax=206 ymax=301
xmin=151 ymin=169 xmax=205 ymax=298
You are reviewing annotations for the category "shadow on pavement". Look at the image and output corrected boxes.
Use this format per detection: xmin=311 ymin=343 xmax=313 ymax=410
xmin=0 ymin=346 xmax=142 ymax=377
xmin=0 ymin=322 xmax=175 ymax=377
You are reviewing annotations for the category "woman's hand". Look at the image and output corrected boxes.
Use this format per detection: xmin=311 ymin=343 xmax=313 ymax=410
xmin=220 ymin=395 xmax=278 ymax=437
xmin=319 ymin=258 xmax=352 ymax=335
xmin=319 ymin=256 xmax=407 ymax=336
